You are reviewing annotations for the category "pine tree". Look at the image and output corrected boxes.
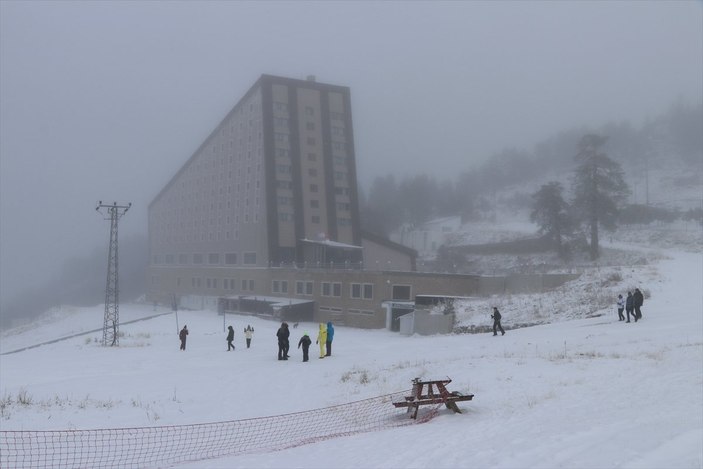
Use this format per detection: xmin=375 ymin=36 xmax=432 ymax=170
xmin=571 ymin=134 xmax=630 ymax=260
xmin=530 ymin=182 xmax=572 ymax=258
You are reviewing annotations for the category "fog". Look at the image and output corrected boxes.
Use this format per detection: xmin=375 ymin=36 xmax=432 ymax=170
xmin=1 ymin=1 xmax=701 ymax=311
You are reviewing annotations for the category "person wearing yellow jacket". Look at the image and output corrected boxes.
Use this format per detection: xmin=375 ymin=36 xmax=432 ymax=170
xmin=315 ymin=323 xmax=327 ymax=359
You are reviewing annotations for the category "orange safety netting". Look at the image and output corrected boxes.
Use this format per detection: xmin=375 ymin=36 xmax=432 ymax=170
xmin=1 ymin=390 xmax=440 ymax=468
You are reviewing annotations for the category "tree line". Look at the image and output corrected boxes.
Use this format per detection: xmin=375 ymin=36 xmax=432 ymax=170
xmin=360 ymin=101 xmax=703 ymax=255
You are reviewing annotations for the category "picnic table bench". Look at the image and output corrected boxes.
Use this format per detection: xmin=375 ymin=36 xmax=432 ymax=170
xmin=392 ymin=377 xmax=474 ymax=419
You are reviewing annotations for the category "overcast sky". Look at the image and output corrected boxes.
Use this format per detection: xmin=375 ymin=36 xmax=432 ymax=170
xmin=1 ymin=1 xmax=701 ymax=306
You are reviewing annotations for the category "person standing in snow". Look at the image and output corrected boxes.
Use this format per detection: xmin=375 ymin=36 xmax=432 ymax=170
xmin=633 ymin=288 xmax=644 ymax=321
xmin=617 ymin=294 xmax=625 ymax=321
xmin=179 ymin=325 xmax=189 ymax=350
xmin=491 ymin=307 xmax=505 ymax=336
xmin=326 ymin=321 xmax=335 ymax=356
xmin=298 ymin=332 xmax=312 ymax=362
xmin=226 ymin=325 xmax=235 ymax=351
xmin=244 ymin=325 xmax=254 ymax=348
xmin=316 ymin=323 xmax=327 ymax=359
xmin=625 ymin=291 xmax=634 ymax=323
xmin=276 ymin=322 xmax=290 ymax=360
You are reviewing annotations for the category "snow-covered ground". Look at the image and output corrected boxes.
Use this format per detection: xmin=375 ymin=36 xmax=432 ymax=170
xmin=1 ymin=241 xmax=702 ymax=468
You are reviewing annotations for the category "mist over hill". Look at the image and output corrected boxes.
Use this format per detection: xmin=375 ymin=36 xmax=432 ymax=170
xmin=1 ymin=101 xmax=700 ymax=330
xmin=361 ymin=100 xmax=703 ymax=236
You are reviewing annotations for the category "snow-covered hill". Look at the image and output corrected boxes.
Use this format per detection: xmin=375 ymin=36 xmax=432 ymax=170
xmin=1 ymin=236 xmax=701 ymax=468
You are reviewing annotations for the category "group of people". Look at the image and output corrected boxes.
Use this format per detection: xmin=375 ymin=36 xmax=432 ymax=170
xmin=226 ymin=324 xmax=255 ymax=351
xmin=179 ymin=324 xmax=255 ymax=351
xmin=295 ymin=322 xmax=334 ymax=362
xmin=616 ymin=288 xmax=645 ymax=323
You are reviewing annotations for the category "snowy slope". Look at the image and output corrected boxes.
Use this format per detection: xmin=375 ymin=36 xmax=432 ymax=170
xmin=1 ymin=245 xmax=701 ymax=468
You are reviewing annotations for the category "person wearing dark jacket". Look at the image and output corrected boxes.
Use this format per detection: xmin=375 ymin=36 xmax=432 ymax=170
xmin=325 ymin=321 xmax=335 ymax=356
xmin=298 ymin=332 xmax=312 ymax=362
xmin=625 ymin=291 xmax=634 ymax=323
xmin=491 ymin=307 xmax=505 ymax=336
xmin=226 ymin=325 xmax=235 ymax=351
xmin=633 ymin=288 xmax=644 ymax=321
xmin=179 ymin=325 xmax=188 ymax=350
xmin=276 ymin=322 xmax=290 ymax=360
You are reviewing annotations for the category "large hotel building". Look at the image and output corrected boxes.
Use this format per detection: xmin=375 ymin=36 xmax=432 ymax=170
xmin=148 ymin=75 xmax=485 ymax=329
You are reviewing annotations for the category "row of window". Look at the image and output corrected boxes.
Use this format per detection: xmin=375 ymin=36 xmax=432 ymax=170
xmin=178 ymin=277 xmax=374 ymax=301
xmin=189 ymin=277 xmax=256 ymax=291
xmin=152 ymin=252 xmax=257 ymax=266
xmin=319 ymin=306 xmax=374 ymax=316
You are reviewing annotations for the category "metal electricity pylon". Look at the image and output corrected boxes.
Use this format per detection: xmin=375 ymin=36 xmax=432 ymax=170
xmin=96 ymin=201 xmax=131 ymax=346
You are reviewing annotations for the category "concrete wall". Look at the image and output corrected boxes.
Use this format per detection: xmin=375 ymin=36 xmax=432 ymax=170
xmin=478 ymin=273 xmax=581 ymax=295
xmin=399 ymin=310 xmax=454 ymax=336
xmin=148 ymin=266 xmax=579 ymax=330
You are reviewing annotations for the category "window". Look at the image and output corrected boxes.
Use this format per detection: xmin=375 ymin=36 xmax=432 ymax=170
xmin=164 ymin=254 xmax=174 ymax=265
xmin=306 ymin=122 xmax=315 ymax=131
xmin=351 ymin=283 xmax=374 ymax=300
xmin=241 ymin=279 xmax=248 ymax=291
xmin=351 ymin=283 xmax=362 ymax=299
xmin=310 ymin=184 xmax=318 ymax=193
xmin=308 ymin=168 xmax=318 ymax=177
xmin=225 ymin=253 xmax=237 ymax=265
xmin=193 ymin=253 xmax=203 ymax=264
xmin=179 ymin=253 xmax=189 ymax=265
xmin=392 ymin=285 xmax=411 ymax=300
xmin=322 ymin=282 xmax=342 ymax=297
xmin=310 ymin=199 xmax=319 ymax=208
xmin=208 ymin=253 xmax=220 ymax=264
xmin=307 ymin=153 xmax=317 ymax=161
xmin=349 ymin=309 xmax=375 ymax=316
xmin=296 ymin=280 xmax=314 ymax=295
xmin=306 ymin=137 xmax=316 ymax=145
xmin=311 ymin=215 xmax=320 ymax=224
xmin=272 ymin=280 xmax=289 ymax=294
xmin=305 ymin=106 xmax=314 ymax=116
xmin=248 ymin=279 xmax=255 ymax=291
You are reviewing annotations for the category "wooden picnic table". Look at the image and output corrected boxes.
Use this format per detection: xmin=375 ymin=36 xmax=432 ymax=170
xmin=392 ymin=377 xmax=474 ymax=419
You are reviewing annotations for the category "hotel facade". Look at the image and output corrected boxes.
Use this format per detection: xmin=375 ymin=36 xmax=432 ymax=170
xmin=147 ymin=75 xmax=490 ymax=328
